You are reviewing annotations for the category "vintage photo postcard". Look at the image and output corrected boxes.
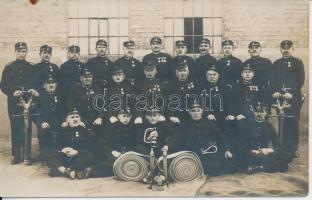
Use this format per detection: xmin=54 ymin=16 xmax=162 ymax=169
xmin=0 ymin=0 xmax=309 ymax=198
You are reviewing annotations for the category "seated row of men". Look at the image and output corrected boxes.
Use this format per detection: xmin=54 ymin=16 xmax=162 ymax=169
xmin=41 ymin=101 xmax=293 ymax=180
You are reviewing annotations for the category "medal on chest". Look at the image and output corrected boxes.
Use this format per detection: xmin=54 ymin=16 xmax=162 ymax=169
xmin=157 ymin=57 xmax=167 ymax=63
xmin=153 ymin=84 xmax=160 ymax=92
xmin=49 ymin=65 xmax=54 ymax=72
xmin=131 ymin=60 xmax=135 ymax=68
xmin=88 ymin=89 xmax=94 ymax=95
xmin=248 ymin=85 xmax=258 ymax=91
xmin=226 ymin=60 xmax=231 ymax=66
xmin=75 ymin=131 xmax=79 ymax=138
xmin=119 ymin=88 xmax=125 ymax=95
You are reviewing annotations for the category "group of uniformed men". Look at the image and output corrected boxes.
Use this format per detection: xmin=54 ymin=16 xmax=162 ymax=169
xmin=0 ymin=36 xmax=305 ymax=180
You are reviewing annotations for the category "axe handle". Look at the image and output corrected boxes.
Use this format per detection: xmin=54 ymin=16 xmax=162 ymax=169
xmin=163 ymin=148 xmax=168 ymax=187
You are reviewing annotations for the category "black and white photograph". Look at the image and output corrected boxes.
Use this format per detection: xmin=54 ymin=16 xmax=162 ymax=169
xmin=0 ymin=0 xmax=309 ymax=198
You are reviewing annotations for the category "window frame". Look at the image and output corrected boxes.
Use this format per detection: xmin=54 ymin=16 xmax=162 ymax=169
xmin=163 ymin=0 xmax=223 ymax=56
xmin=67 ymin=0 xmax=129 ymax=56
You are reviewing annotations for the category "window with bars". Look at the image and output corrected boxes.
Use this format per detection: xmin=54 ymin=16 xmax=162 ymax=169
xmin=163 ymin=0 xmax=223 ymax=55
xmin=68 ymin=0 xmax=128 ymax=56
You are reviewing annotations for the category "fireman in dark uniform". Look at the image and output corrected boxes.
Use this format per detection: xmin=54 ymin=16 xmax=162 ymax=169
xmin=114 ymin=40 xmax=143 ymax=85
xmin=48 ymin=109 xmax=95 ymax=179
xmin=217 ymin=40 xmax=242 ymax=86
xmin=171 ymin=40 xmax=196 ymax=79
xmin=66 ymin=68 xmax=104 ymax=133
xmin=142 ymin=37 xmax=173 ymax=83
xmin=85 ymin=39 xmax=113 ymax=89
xmin=136 ymin=60 xmax=169 ymax=121
xmin=91 ymin=107 xmax=138 ymax=177
xmin=195 ymin=38 xmax=218 ymax=82
xmin=270 ymin=40 xmax=305 ymax=158
xmin=36 ymin=73 xmax=65 ymax=164
xmin=182 ymin=101 xmax=236 ymax=176
xmin=243 ymin=41 xmax=272 ymax=88
xmin=1 ymin=42 xmax=39 ymax=164
xmin=135 ymin=108 xmax=180 ymax=157
xmin=168 ymin=62 xmax=200 ymax=124
xmin=107 ymin=65 xmax=141 ymax=124
xmin=33 ymin=45 xmax=60 ymax=90
xmin=59 ymin=45 xmax=86 ymax=94
xmin=233 ymin=63 xmax=268 ymax=120
xmin=200 ymin=65 xmax=236 ymax=130
xmin=236 ymin=103 xmax=293 ymax=174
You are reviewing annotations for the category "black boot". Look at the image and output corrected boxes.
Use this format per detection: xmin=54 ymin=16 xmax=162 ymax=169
xmin=11 ymin=157 xmax=22 ymax=165
xmin=247 ymin=165 xmax=263 ymax=174
xmin=293 ymin=151 xmax=300 ymax=158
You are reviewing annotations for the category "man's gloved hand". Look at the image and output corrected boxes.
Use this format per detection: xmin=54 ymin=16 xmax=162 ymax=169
xmin=79 ymin=121 xmax=86 ymax=127
xmin=109 ymin=116 xmax=118 ymax=124
xmin=61 ymin=121 xmax=68 ymax=128
xmin=272 ymin=92 xmax=282 ymax=99
xmin=147 ymin=130 xmax=158 ymax=141
xmin=236 ymin=114 xmax=246 ymax=120
xmin=283 ymin=92 xmax=293 ymax=100
xmin=111 ymin=150 xmax=122 ymax=158
xmin=226 ymin=115 xmax=235 ymax=121
xmin=207 ymin=114 xmax=216 ymax=121
xmin=93 ymin=117 xmax=102 ymax=126
xmin=225 ymin=151 xmax=233 ymax=159
xmin=66 ymin=149 xmax=78 ymax=157
xmin=61 ymin=147 xmax=73 ymax=154
xmin=28 ymin=89 xmax=39 ymax=97
xmin=13 ymin=90 xmax=23 ymax=97
xmin=134 ymin=117 xmax=143 ymax=124
xmin=251 ymin=149 xmax=262 ymax=154
xmin=170 ymin=117 xmax=180 ymax=124
xmin=159 ymin=115 xmax=166 ymax=122
xmin=260 ymin=148 xmax=274 ymax=155
xmin=41 ymin=122 xmax=50 ymax=129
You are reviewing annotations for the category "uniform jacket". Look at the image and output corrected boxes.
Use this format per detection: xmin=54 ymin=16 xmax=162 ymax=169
xmin=195 ymin=53 xmax=218 ymax=81
xmin=182 ymin=118 xmax=230 ymax=155
xmin=59 ymin=59 xmax=85 ymax=92
xmin=107 ymin=80 xmax=136 ymax=117
xmin=142 ymin=52 xmax=173 ymax=82
xmin=66 ymin=83 xmax=104 ymax=124
xmin=135 ymin=121 xmax=180 ymax=155
xmin=114 ymin=56 xmax=143 ymax=84
xmin=96 ymin=121 xmax=139 ymax=157
xmin=171 ymin=55 xmax=196 ymax=78
xmin=168 ymin=77 xmax=201 ymax=120
xmin=57 ymin=125 xmax=93 ymax=154
xmin=200 ymin=80 xmax=234 ymax=118
xmin=85 ymin=55 xmax=113 ymax=87
xmin=243 ymin=56 xmax=272 ymax=87
xmin=217 ymin=55 xmax=242 ymax=86
xmin=36 ymin=89 xmax=65 ymax=128
xmin=1 ymin=59 xmax=37 ymax=114
xmin=236 ymin=118 xmax=279 ymax=154
xmin=270 ymin=56 xmax=305 ymax=98
xmin=233 ymin=79 xmax=268 ymax=116
xmin=33 ymin=61 xmax=60 ymax=87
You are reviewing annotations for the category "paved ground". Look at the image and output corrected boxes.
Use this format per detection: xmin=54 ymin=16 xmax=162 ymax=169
xmin=0 ymin=134 xmax=308 ymax=197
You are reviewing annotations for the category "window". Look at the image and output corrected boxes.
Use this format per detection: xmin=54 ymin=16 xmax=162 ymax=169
xmin=68 ymin=0 xmax=128 ymax=55
xmin=164 ymin=0 xmax=223 ymax=55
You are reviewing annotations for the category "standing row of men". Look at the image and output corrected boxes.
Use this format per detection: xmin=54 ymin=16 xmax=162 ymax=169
xmin=0 ymin=37 xmax=304 ymax=179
